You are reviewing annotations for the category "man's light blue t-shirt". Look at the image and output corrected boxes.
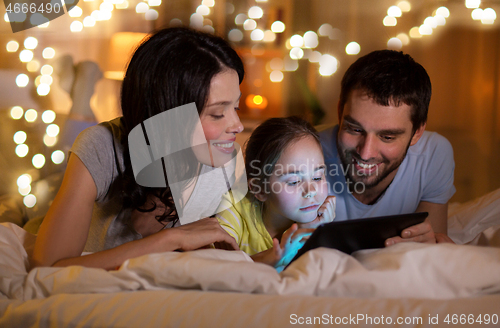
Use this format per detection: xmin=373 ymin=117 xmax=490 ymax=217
xmin=319 ymin=125 xmax=456 ymax=221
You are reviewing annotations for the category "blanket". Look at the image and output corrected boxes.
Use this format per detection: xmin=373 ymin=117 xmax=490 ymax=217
xmin=1 ymin=223 xmax=499 ymax=302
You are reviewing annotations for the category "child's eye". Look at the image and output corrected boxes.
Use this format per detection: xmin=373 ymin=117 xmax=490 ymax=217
xmin=287 ymin=181 xmax=299 ymax=186
xmin=313 ymin=176 xmax=323 ymax=181
xmin=210 ymin=115 xmax=224 ymax=120
xmin=234 ymin=107 xmax=241 ymax=111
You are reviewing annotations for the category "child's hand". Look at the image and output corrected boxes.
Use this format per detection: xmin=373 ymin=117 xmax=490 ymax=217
xmin=250 ymin=224 xmax=313 ymax=268
xmin=273 ymin=224 xmax=314 ymax=267
xmin=297 ymin=196 xmax=336 ymax=229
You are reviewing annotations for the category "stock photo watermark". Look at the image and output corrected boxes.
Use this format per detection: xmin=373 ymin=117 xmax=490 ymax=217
xmin=4 ymin=0 xmax=79 ymax=33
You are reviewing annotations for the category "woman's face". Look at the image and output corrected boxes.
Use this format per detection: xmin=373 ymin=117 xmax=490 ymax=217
xmin=194 ymin=69 xmax=243 ymax=167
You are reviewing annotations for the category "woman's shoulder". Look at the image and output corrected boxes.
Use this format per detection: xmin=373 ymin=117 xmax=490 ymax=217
xmin=71 ymin=118 xmax=123 ymax=154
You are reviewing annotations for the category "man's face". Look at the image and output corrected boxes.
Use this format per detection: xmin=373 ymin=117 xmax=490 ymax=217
xmin=337 ymin=89 xmax=424 ymax=190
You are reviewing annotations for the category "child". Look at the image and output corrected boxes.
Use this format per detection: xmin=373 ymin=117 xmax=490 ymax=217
xmin=217 ymin=117 xmax=336 ymax=268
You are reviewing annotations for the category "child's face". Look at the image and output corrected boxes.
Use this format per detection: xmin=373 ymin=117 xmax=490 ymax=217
xmin=264 ymin=135 xmax=328 ymax=224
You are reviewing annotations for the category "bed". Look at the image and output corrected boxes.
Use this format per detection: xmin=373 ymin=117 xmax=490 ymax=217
xmin=1 ymin=188 xmax=500 ymax=327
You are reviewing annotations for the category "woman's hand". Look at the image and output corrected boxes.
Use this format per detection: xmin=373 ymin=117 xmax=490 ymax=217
xmin=166 ymin=217 xmax=240 ymax=251
xmin=297 ymin=196 xmax=336 ymax=229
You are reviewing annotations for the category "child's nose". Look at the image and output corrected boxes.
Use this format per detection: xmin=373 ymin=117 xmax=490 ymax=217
xmin=303 ymin=182 xmax=317 ymax=198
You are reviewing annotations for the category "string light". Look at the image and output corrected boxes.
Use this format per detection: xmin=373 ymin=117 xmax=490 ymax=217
xmin=235 ymin=14 xmax=247 ymax=25
xmin=51 ymin=150 xmax=65 ymax=164
xmin=250 ymin=29 xmax=265 ymax=41
xmin=263 ymin=30 xmax=276 ymax=42
xmin=145 ymin=9 xmax=159 ymax=20
xmin=387 ymin=6 xmax=402 ymax=17
xmin=16 ymin=74 xmax=29 ymax=87
xmin=25 ymin=109 xmax=37 ymax=122
xmin=387 ymin=37 xmax=403 ymax=50
xmin=243 ymin=19 xmax=257 ymax=30
xmin=271 ymin=21 xmax=285 ymax=33
xmin=15 ymin=144 xmax=29 ymax=157
xmin=481 ymin=8 xmax=496 ymax=24
xmin=270 ymin=71 xmax=284 ymax=83
xmin=42 ymin=47 xmax=55 ymax=59
xmin=23 ymin=194 xmax=36 ymax=208
xmin=248 ymin=6 xmax=263 ymax=19
xmin=43 ymin=134 xmax=58 ymax=147
xmin=32 ymin=154 xmax=46 ymax=169
xmin=196 ymin=5 xmax=210 ymax=16
xmin=24 ymin=37 xmax=38 ymax=49
xmin=46 ymin=124 xmax=60 ymax=137
xmin=70 ymin=21 xmax=83 ymax=32
xmin=13 ymin=131 xmax=27 ymax=144
xmin=69 ymin=6 xmax=83 ymax=17
xmin=436 ymin=7 xmax=450 ymax=18
xmin=42 ymin=110 xmax=56 ymax=123
xmin=345 ymin=42 xmax=360 ymax=55
xmin=289 ymin=34 xmax=303 ymax=47
xmin=397 ymin=1 xmax=411 ymax=12
xmin=7 ymin=41 xmax=19 ymax=52
xmin=10 ymin=106 xmax=24 ymax=119
xmin=17 ymin=174 xmax=32 ymax=188
xmin=383 ymin=16 xmax=397 ymax=26
xmin=27 ymin=60 xmax=40 ymax=72
xmin=41 ymin=65 xmax=53 ymax=75
xmin=228 ymin=29 xmax=244 ymax=42
xmin=269 ymin=58 xmax=284 ymax=70
xmin=303 ymin=31 xmax=319 ymax=48
xmin=289 ymin=47 xmax=304 ymax=60
xmin=19 ymin=50 xmax=34 ymax=62
xmin=465 ymin=0 xmax=481 ymax=9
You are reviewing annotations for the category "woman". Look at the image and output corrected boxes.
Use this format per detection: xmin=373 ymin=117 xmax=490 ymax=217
xmin=32 ymin=27 xmax=244 ymax=270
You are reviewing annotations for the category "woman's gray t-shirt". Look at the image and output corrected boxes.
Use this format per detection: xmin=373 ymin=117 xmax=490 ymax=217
xmin=70 ymin=118 xmax=140 ymax=252
xmin=70 ymin=118 xmax=235 ymax=252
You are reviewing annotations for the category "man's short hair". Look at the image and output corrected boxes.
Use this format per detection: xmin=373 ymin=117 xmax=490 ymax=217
xmin=339 ymin=50 xmax=431 ymax=131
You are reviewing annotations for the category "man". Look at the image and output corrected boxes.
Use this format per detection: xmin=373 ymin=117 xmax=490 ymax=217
xmin=319 ymin=50 xmax=455 ymax=244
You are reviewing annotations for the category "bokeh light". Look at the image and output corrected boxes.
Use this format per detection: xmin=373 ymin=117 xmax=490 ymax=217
xmin=6 ymin=41 xmax=19 ymax=52
xmin=345 ymin=42 xmax=360 ymax=55
xmin=24 ymin=37 xmax=38 ymax=49
xmin=51 ymin=150 xmax=65 ymax=164
xmin=10 ymin=106 xmax=24 ymax=119
xmin=32 ymin=154 xmax=46 ymax=169
xmin=23 ymin=194 xmax=36 ymax=208
xmin=42 ymin=110 xmax=56 ymax=123
xmin=15 ymin=144 xmax=29 ymax=157
xmin=42 ymin=47 xmax=55 ymax=59
xmin=13 ymin=131 xmax=27 ymax=144
xmin=271 ymin=21 xmax=285 ymax=33
xmin=25 ymin=109 xmax=37 ymax=122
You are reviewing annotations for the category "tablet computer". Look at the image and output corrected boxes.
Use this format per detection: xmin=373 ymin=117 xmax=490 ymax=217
xmin=288 ymin=212 xmax=428 ymax=266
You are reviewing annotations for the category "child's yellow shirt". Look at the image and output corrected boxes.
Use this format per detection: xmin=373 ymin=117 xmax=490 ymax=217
xmin=216 ymin=196 xmax=273 ymax=255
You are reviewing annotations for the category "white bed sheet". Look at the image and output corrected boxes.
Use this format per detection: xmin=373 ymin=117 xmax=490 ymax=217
xmin=1 ymin=187 xmax=500 ymax=327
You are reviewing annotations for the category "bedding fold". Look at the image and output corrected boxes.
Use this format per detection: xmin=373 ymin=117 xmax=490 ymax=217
xmin=1 ymin=222 xmax=500 ymax=301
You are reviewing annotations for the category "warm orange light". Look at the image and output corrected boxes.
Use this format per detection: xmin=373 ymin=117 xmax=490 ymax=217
xmin=245 ymin=94 xmax=268 ymax=110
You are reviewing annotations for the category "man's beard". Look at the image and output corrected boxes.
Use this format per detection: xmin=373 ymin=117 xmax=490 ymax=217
xmin=336 ymin=139 xmax=411 ymax=190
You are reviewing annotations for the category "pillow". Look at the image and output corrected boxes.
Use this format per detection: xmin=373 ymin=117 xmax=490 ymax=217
xmin=448 ymin=188 xmax=500 ymax=245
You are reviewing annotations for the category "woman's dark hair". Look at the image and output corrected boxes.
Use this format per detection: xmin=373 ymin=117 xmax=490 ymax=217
xmin=245 ymin=116 xmax=320 ymax=200
xmin=120 ymin=27 xmax=244 ymax=224
xmin=339 ymin=50 xmax=431 ymax=131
